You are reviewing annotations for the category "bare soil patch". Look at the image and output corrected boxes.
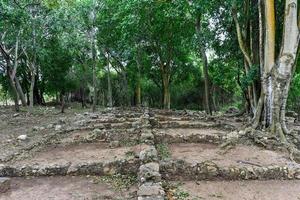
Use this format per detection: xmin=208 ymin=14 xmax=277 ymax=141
xmin=172 ymin=180 xmax=300 ymax=200
xmin=13 ymin=142 xmax=148 ymax=166
xmin=169 ymin=143 xmax=298 ymax=167
xmin=0 ymin=176 xmax=136 ymax=200
xmin=161 ymin=128 xmax=226 ymax=137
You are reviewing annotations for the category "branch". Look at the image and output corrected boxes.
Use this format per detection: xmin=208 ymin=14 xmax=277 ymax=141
xmin=232 ymin=7 xmax=253 ymax=67
xmin=0 ymin=43 xmax=10 ymax=60
xmin=12 ymin=32 xmax=20 ymax=79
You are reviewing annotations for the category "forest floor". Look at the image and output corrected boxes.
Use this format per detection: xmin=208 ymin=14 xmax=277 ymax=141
xmin=0 ymin=105 xmax=300 ymax=199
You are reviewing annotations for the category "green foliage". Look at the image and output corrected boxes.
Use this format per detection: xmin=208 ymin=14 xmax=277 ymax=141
xmin=288 ymin=73 xmax=300 ymax=110
xmin=0 ymin=0 xmax=266 ymax=111
xmin=240 ymin=65 xmax=259 ymax=91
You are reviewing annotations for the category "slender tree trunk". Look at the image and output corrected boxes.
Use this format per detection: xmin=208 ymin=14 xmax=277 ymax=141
xmin=135 ymin=48 xmax=142 ymax=107
xmin=91 ymin=0 xmax=97 ymax=112
xmin=7 ymin=70 xmax=19 ymax=112
xmin=122 ymin=70 xmax=130 ymax=106
xmin=107 ymin=53 xmax=113 ymax=107
xmin=29 ymin=67 xmax=35 ymax=109
xmin=29 ymin=9 xmax=37 ymax=111
xmin=60 ymin=91 xmax=65 ymax=113
xmin=92 ymin=51 xmax=96 ymax=112
xmin=232 ymin=1 xmax=261 ymax=115
xmin=135 ymin=73 xmax=141 ymax=107
xmin=162 ymin=72 xmax=170 ymax=109
xmin=14 ymin=77 xmax=26 ymax=106
xmin=201 ymin=48 xmax=212 ymax=115
xmin=196 ymin=14 xmax=212 ymax=115
xmin=212 ymin=85 xmax=217 ymax=111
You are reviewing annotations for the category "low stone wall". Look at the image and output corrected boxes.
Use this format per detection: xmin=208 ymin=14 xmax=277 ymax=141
xmin=160 ymin=159 xmax=300 ymax=181
xmin=137 ymin=109 xmax=166 ymax=200
xmin=156 ymin=121 xmax=235 ymax=131
xmin=154 ymin=130 xmax=223 ymax=144
xmin=0 ymin=159 xmax=139 ymax=177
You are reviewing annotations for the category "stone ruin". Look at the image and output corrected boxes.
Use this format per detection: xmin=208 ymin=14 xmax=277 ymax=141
xmin=1 ymin=107 xmax=300 ymax=199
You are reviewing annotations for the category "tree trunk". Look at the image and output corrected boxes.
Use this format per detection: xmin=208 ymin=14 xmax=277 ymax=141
xmin=135 ymin=74 xmax=141 ymax=107
xmin=135 ymin=48 xmax=142 ymax=107
xmin=232 ymin=1 xmax=260 ymax=115
xmin=7 ymin=70 xmax=20 ymax=112
xmin=121 ymin=70 xmax=130 ymax=106
xmin=196 ymin=14 xmax=212 ymax=115
xmin=91 ymin=0 xmax=97 ymax=112
xmin=29 ymin=68 xmax=35 ymax=109
xmin=80 ymin=87 xmax=87 ymax=108
xmin=162 ymin=72 xmax=170 ymax=109
xmin=253 ymin=0 xmax=299 ymax=142
xmin=201 ymin=48 xmax=212 ymax=115
xmin=107 ymin=53 xmax=113 ymax=107
xmin=14 ymin=77 xmax=26 ymax=106
xmin=60 ymin=91 xmax=65 ymax=113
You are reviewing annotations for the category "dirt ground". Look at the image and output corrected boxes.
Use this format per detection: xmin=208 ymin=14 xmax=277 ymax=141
xmin=13 ymin=142 xmax=146 ymax=166
xmin=173 ymin=180 xmax=300 ymax=200
xmin=169 ymin=143 xmax=298 ymax=167
xmin=0 ymin=176 xmax=136 ymax=200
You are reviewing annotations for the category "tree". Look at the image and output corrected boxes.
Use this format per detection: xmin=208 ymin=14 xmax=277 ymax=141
xmin=252 ymin=0 xmax=299 ymax=141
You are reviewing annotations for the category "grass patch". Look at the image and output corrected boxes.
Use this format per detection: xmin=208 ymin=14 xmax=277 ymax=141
xmin=94 ymin=173 xmax=137 ymax=190
xmin=156 ymin=143 xmax=170 ymax=159
xmin=164 ymin=182 xmax=191 ymax=200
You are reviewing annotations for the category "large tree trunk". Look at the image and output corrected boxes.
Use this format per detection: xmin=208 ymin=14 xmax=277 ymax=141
xmin=253 ymin=0 xmax=299 ymax=141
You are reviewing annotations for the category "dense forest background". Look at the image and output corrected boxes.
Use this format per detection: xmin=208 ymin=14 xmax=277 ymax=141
xmin=0 ymin=0 xmax=299 ymax=114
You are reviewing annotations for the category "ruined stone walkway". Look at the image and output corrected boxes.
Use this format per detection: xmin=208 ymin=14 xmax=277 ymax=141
xmin=1 ymin=108 xmax=300 ymax=199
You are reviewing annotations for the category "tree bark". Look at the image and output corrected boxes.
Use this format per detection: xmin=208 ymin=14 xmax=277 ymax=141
xmin=121 ymin=69 xmax=130 ymax=106
xmin=135 ymin=72 xmax=141 ymax=107
xmin=161 ymin=69 xmax=171 ymax=109
xmin=29 ymin=66 xmax=36 ymax=109
xmin=201 ymin=48 xmax=212 ymax=115
xmin=106 ymin=52 xmax=113 ymax=107
xmin=15 ymin=77 xmax=26 ymax=106
xmin=135 ymin=47 xmax=142 ymax=107
xmin=195 ymin=14 xmax=212 ymax=115
xmin=253 ymin=0 xmax=299 ymax=142
xmin=60 ymin=91 xmax=65 ymax=113
xmin=91 ymin=0 xmax=97 ymax=112
xmin=7 ymin=69 xmax=20 ymax=112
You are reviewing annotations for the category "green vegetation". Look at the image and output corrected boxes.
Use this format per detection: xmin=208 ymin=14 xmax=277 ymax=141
xmin=156 ymin=143 xmax=171 ymax=160
xmin=96 ymin=173 xmax=137 ymax=190
xmin=1 ymin=0 xmax=299 ymax=139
